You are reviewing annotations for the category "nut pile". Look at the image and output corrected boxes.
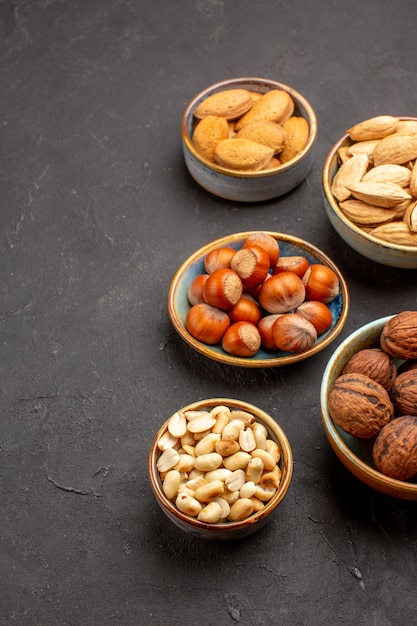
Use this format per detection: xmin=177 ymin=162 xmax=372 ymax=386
xmin=156 ymin=404 xmax=283 ymax=524
xmin=191 ymin=88 xmax=309 ymax=171
xmin=331 ymin=115 xmax=417 ymax=246
xmin=328 ymin=310 xmax=417 ymax=480
xmin=185 ymin=232 xmax=340 ymax=357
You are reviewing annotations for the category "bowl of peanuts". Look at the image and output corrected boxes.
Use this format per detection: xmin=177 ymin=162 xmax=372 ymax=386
xmin=168 ymin=231 xmax=350 ymax=368
xmin=322 ymin=115 xmax=417 ymax=268
xmin=148 ymin=398 xmax=293 ymax=540
xmin=182 ymin=77 xmax=318 ymax=202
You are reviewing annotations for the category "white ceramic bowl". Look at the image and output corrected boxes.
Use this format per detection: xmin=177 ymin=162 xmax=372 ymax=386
xmin=182 ymin=77 xmax=318 ymax=202
xmin=320 ymin=315 xmax=417 ymax=500
xmin=148 ymin=398 xmax=293 ymax=540
xmin=322 ymin=118 xmax=417 ymax=269
xmin=168 ymin=231 xmax=350 ymax=368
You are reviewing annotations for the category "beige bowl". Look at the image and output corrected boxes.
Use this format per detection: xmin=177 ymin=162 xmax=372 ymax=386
xmin=320 ymin=315 xmax=417 ymax=500
xmin=322 ymin=117 xmax=417 ymax=269
xmin=182 ymin=77 xmax=318 ymax=202
xmin=148 ymin=398 xmax=293 ymax=540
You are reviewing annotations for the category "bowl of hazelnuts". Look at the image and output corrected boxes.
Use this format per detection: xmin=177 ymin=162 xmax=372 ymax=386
xmin=182 ymin=77 xmax=318 ymax=202
xmin=321 ymin=311 xmax=417 ymax=500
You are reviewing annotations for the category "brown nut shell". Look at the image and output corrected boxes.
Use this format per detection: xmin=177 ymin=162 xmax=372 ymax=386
xmin=380 ymin=311 xmax=417 ymax=360
xmin=391 ymin=370 xmax=417 ymax=417
xmin=327 ymin=372 xmax=394 ymax=438
xmin=342 ymin=348 xmax=397 ymax=392
xmin=373 ymin=415 xmax=417 ymax=480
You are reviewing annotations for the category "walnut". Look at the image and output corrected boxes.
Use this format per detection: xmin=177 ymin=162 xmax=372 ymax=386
xmin=380 ymin=311 xmax=417 ymax=360
xmin=391 ymin=369 xmax=417 ymax=417
xmin=342 ymin=347 xmax=397 ymax=392
xmin=373 ymin=415 xmax=417 ymax=480
xmin=327 ymin=372 xmax=394 ymax=438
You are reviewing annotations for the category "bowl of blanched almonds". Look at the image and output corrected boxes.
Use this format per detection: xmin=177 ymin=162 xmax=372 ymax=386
xmin=148 ymin=398 xmax=293 ymax=540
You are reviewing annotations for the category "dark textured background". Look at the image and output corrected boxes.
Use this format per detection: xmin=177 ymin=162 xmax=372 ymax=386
xmin=1 ymin=1 xmax=417 ymax=624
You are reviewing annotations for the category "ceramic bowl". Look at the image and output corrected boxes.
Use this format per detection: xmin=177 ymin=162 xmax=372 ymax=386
xmin=322 ymin=117 xmax=417 ymax=269
xmin=148 ymin=398 xmax=293 ymax=540
xmin=320 ymin=315 xmax=417 ymax=500
xmin=182 ymin=77 xmax=318 ymax=202
xmin=168 ymin=231 xmax=350 ymax=368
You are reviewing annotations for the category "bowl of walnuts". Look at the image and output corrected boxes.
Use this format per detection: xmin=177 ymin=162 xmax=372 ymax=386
xmin=182 ymin=77 xmax=318 ymax=202
xmin=321 ymin=311 xmax=417 ymax=500
xmin=322 ymin=115 xmax=417 ymax=268
xmin=148 ymin=398 xmax=293 ymax=540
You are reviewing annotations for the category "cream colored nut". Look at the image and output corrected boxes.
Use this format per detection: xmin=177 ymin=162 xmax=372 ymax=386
xmin=228 ymin=498 xmax=255 ymax=521
xmin=167 ymin=411 xmax=187 ymax=438
xmin=250 ymin=496 xmax=265 ymax=512
xmin=279 ymin=116 xmax=310 ymax=164
xmin=185 ymin=412 xmax=216 ymax=434
xmin=222 ymin=419 xmax=246 ymax=441
xmin=235 ymin=89 xmax=295 ymax=130
xmin=225 ymin=469 xmax=246 ymax=492
xmin=181 ymin=443 xmax=196 ymax=457
xmin=254 ymin=486 xmax=276 ymax=501
xmin=162 ymin=469 xmax=181 ymax=500
xmin=194 ymin=479 xmax=225 ymax=502
xmin=194 ymin=452 xmax=223 ymax=472
xmin=236 ymin=120 xmax=286 ymax=153
xmin=176 ymin=492 xmax=203 ymax=517
xmin=174 ymin=453 xmax=196 ymax=473
xmin=250 ymin=422 xmax=268 ymax=450
xmin=239 ymin=427 xmax=256 ymax=452
xmin=214 ymin=138 xmax=275 ymax=172
xmin=157 ymin=447 xmax=180 ymax=472
xmin=347 ymin=181 xmax=411 ymax=208
xmin=222 ymin=488 xmax=240 ymax=505
xmin=180 ymin=430 xmax=195 ymax=447
xmin=251 ymin=448 xmax=276 ymax=471
xmin=185 ymin=475 xmax=208 ymax=492
xmin=260 ymin=466 xmax=282 ymax=490
xmin=211 ymin=409 xmax=230 ymax=434
xmin=222 ymin=451 xmax=252 ymax=471
xmin=194 ymin=432 xmax=221 ymax=456
xmin=229 ymin=410 xmax=256 ymax=425
xmin=177 ymin=485 xmax=195 ymax=497
xmin=157 ymin=430 xmax=179 ymax=451
xmin=193 ymin=429 xmax=212 ymax=441
xmin=373 ymin=134 xmax=417 ymax=166
xmin=346 ymin=115 xmax=398 ymax=141
xmin=331 ymin=153 xmax=369 ymax=202
xmin=197 ymin=501 xmax=223 ymax=523
xmin=239 ymin=481 xmax=258 ymax=498
xmin=362 ymin=163 xmax=411 ymax=187
xmin=245 ymin=456 xmax=264 ymax=484
xmin=214 ymin=497 xmax=230 ymax=519
xmin=188 ymin=468 xmax=205 ymax=480
xmin=204 ymin=468 xmax=232 ymax=482
xmin=265 ymin=439 xmax=281 ymax=464
xmin=194 ymin=88 xmax=254 ymax=120
xmin=215 ymin=439 xmax=240 ymax=457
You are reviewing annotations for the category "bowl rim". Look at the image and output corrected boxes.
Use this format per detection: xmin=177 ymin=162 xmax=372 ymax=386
xmin=322 ymin=116 xmax=417 ymax=253
xmin=167 ymin=230 xmax=350 ymax=368
xmin=182 ymin=76 xmax=318 ymax=178
xmin=320 ymin=315 xmax=417 ymax=498
xmin=148 ymin=397 xmax=294 ymax=533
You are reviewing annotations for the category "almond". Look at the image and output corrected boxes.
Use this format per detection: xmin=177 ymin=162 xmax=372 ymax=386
xmin=394 ymin=120 xmax=417 ymax=135
xmin=194 ymin=89 xmax=254 ymax=120
xmin=339 ymin=199 xmax=397 ymax=226
xmin=346 ymin=181 xmax=411 ymax=208
xmin=192 ymin=115 xmax=229 ymax=161
xmin=371 ymin=221 xmax=417 ymax=246
xmin=331 ymin=153 xmax=369 ymax=202
xmin=362 ymin=163 xmax=411 ymax=187
xmin=279 ymin=116 xmax=310 ymax=163
xmin=235 ymin=90 xmax=295 ymax=130
xmin=236 ymin=120 xmax=287 ymax=153
xmin=347 ymin=115 xmax=398 ymax=141
xmin=348 ymin=139 xmax=380 ymax=161
xmin=214 ymin=138 xmax=274 ymax=171
xmin=404 ymin=200 xmax=417 ymax=233
xmin=373 ymin=134 xmax=417 ymax=166
xmin=410 ymin=160 xmax=417 ymax=196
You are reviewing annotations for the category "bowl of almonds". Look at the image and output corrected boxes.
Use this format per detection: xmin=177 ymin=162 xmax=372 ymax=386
xmin=321 ymin=312 xmax=417 ymax=500
xmin=323 ymin=115 xmax=417 ymax=268
xmin=148 ymin=398 xmax=293 ymax=540
xmin=182 ymin=77 xmax=318 ymax=202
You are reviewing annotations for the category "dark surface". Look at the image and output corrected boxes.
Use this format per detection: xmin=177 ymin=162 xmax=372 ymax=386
xmin=2 ymin=1 xmax=417 ymax=625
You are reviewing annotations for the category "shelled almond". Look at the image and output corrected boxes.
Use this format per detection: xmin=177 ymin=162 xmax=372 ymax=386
xmin=331 ymin=115 xmax=417 ymax=246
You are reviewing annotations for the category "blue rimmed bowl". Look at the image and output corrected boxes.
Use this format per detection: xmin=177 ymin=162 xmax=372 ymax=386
xmin=182 ymin=77 xmax=318 ymax=202
xmin=148 ymin=398 xmax=293 ymax=540
xmin=167 ymin=231 xmax=350 ymax=368
xmin=320 ymin=315 xmax=417 ymax=500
